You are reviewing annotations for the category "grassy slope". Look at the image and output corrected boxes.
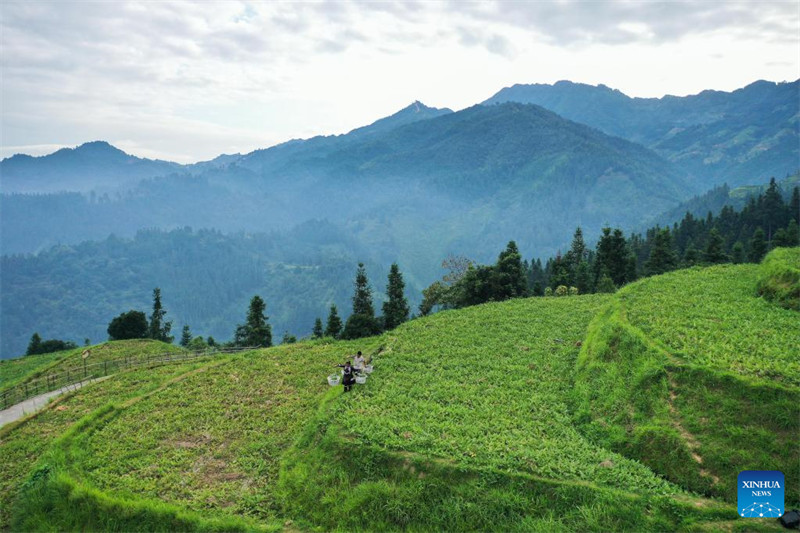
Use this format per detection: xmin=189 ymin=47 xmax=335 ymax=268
xmin=0 ymin=339 xmax=184 ymax=394
xmin=574 ymin=259 xmax=799 ymax=505
xmin=0 ymin=361 xmax=212 ymax=529
xmin=3 ymin=267 xmax=792 ymax=531
xmin=756 ymin=247 xmax=800 ymax=311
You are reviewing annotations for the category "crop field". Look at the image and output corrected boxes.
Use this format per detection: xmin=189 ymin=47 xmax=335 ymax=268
xmin=2 ymin=256 xmax=796 ymax=531
xmin=71 ymin=339 xmax=377 ymax=523
xmin=620 ymin=263 xmax=800 ymax=386
xmin=574 ymin=256 xmax=799 ymax=505
xmin=0 ymin=360 xmax=213 ymax=529
xmin=0 ymin=339 xmax=184 ymax=394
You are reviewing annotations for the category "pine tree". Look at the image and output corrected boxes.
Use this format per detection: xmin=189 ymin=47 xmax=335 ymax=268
xmin=351 ymin=263 xmax=375 ymax=317
xmin=244 ymin=295 xmax=272 ymax=348
xmin=749 ymin=227 xmax=767 ymax=262
xmin=596 ymin=272 xmax=616 ymax=293
xmin=703 ymin=228 xmax=729 ymax=264
xmin=594 ymin=228 xmax=630 ymax=286
xmin=762 ymin=178 xmax=784 ymax=240
xmin=281 ymin=331 xmax=297 ymax=344
xmin=731 ymin=241 xmax=745 ymax=264
xmin=790 ymin=187 xmax=800 ymax=224
xmin=180 ymin=325 xmax=192 ymax=347
xmin=382 ymin=263 xmax=410 ymax=330
xmin=148 ymin=288 xmax=173 ymax=343
xmin=207 ymin=336 xmax=217 ymax=347
xmin=493 ymin=241 xmax=528 ymax=299
xmin=312 ymin=317 xmax=324 ymax=339
xmin=26 ymin=332 xmax=42 ymax=356
xmin=645 ymin=228 xmax=677 ymax=275
xmin=325 ymin=304 xmax=343 ymax=339
xmin=574 ymin=261 xmax=592 ymax=295
xmin=785 ymin=219 xmax=800 ymax=246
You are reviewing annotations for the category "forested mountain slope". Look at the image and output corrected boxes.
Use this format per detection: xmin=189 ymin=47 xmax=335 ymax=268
xmin=485 ymin=79 xmax=800 ymax=188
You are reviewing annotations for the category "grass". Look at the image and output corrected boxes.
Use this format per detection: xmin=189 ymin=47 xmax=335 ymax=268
xmin=756 ymin=246 xmax=800 ymax=311
xmin=621 ymin=263 xmax=799 ymax=386
xmin=0 ymin=339 xmax=184 ymax=395
xmin=2 ymin=260 xmax=795 ymax=531
xmin=573 ymin=262 xmax=799 ymax=504
xmin=0 ymin=361 xmax=213 ymax=529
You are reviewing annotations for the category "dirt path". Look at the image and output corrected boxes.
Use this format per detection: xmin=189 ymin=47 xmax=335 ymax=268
xmin=0 ymin=377 xmax=110 ymax=427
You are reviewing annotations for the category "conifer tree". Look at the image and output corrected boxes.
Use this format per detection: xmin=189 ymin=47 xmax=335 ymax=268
xmin=574 ymin=261 xmax=592 ymax=295
xmin=325 ymin=304 xmax=343 ymax=339
xmin=749 ymin=227 xmax=767 ymax=262
xmin=645 ymin=228 xmax=677 ymax=275
xmin=731 ymin=241 xmax=745 ymax=264
xmin=281 ymin=331 xmax=297 ymax=344
xmin=243 ymin=295 xmax=272 ymax=348
xmin=493 ymin=241 xmax=528 ymax=299
xmin=382 ymin=263 xmax=410 ymax=330
xmin=148 ymin=288 xmax=173 ymax=343
xmin=343 ymin=263 xmax=381 ymax=340
xmin=180 ymin=324 xmax=192 ymax=347
xmin=26 ymin=332 xmax=42 ymax=356
xmin=703 ymin=228 xmax=729 ymax=264
xmin=312 ymin=317 xmax=324 ymax=339
xmin=351 ymin=263 xmax=375 ymax=317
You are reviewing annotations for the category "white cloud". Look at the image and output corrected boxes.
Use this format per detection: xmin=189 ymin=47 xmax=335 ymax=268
xmin=1 ymin=0 xmax=798 ymax=162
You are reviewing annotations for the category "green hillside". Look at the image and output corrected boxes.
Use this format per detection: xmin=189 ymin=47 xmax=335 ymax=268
xmin=0 ymin=340 xmax=183 ymax=395
xmin=2 ymin=255 xmax=797 ymax=531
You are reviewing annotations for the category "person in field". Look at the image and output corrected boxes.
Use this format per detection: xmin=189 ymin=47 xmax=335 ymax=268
xmin=335 ymin=360 xmax=357 ymax=392
xmin=353 ymin=351 xmax=366 ymax=371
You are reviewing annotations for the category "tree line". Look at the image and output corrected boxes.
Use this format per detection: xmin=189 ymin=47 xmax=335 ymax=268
xmin=420 ymin=180 xmax=799 ymax=312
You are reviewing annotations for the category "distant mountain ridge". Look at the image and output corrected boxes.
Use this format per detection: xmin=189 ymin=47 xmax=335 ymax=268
xmin=484 ymin=79 xmax=800 ymax=188
xmin=0 ymin=141 xmax=182 ymax=193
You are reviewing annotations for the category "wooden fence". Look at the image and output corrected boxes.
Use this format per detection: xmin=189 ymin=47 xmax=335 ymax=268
xmin=1 ymin=347 xmax=257 ymax=410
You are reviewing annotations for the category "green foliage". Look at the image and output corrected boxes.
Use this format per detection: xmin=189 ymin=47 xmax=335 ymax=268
xmin=25 ymin=332 xmax=77 ymax=356
xmin=147 ymin=288 xmax=173 ymax=343
xmin=179 ymin=325 xmax=192 ymax=347
xmin=352 ymin=263 xmax=375 ymax=318
xmin=645 ymin=229 xmax=677 ymax=275
xmin=382 ymin=263 xmax=409 ymax=330
xmin=324 ymin=305 xmax=343 ymax=339
xmin=702 ymin=228 xmax=728 ymax=264
xmin=749 ymin=227 xmax=768 ymax=262
xmin=237 ymin=295 xmax=272 ymax=348
xmin=555 ymin=285 xmax=568 ymax=296
xmin=281 ymin=331 xmax=297 ymax=344
xmin=756 ymin=247 xmax=800 ymax=311
xmin=107 ymin=310 xmax=148 ymax=341
xmin=312 ymin=318 xmax=323 ymax=339
xmin=341 ymin=313 xmax=381 ymax=340
xmin=574 ymin=264 xmax=800 ymax=503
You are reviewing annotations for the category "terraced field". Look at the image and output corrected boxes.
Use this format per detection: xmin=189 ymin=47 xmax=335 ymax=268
xmin=2 ymin=250 xmax=797 ymax=531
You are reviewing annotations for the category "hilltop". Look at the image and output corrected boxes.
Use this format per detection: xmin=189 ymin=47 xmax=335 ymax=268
xmin=484 ymin=79 xmax=800 ymax=189
xmin=1 ymin=250 xmax=796 ymax=531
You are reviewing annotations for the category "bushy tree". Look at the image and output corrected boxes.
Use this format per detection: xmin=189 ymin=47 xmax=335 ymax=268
xmin=342 ymin=313 xmax=382 ymax=340
xmin=325 ymin=304 xmax=343 ymax=339
xmin=383 ymin=263 xmax=409 ymax=330
xmin=108 ymin=310 xmax=148 ymax=341
xmin=187 ymin=336 xmax=208 ymax=351
xmin=731 ymin=241 xmax=745 ymax=264
xmin=26 ymin=332 xmax=77 ymax=355
xmin=148 ymin=288 xmax=173 ymax=343
xmin=282 ymin=331 xmax=297 ymax=344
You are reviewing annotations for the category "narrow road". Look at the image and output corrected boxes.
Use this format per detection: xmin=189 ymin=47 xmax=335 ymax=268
xmin=0 ymin=377 xmax=109 ymax=427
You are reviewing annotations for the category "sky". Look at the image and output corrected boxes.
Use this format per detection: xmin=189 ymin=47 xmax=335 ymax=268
xmin=1 ymin=1 xmax=799 ymax=163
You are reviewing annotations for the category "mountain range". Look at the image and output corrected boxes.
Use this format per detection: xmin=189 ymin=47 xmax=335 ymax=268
xmin=1 ymin=79 xmax=798 ymax=358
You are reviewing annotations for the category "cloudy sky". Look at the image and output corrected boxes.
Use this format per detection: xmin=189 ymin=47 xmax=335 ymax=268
xmin=1 ymin=1 xmax=798 ymax=163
